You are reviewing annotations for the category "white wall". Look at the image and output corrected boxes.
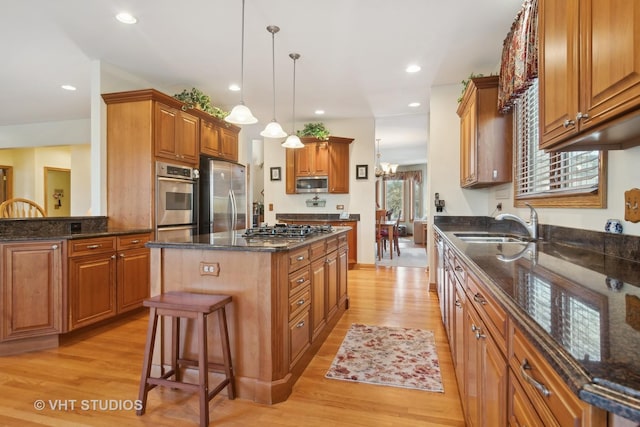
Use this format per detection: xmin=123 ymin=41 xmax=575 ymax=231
xmin=426 ymin=82 xmax=640 ymax=283
xmin=262 ymin=117 xmax=377 ymax=264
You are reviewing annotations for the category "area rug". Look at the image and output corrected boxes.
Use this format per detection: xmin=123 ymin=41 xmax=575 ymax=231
xmin=325 ymin=323 xmax=444 ymax=392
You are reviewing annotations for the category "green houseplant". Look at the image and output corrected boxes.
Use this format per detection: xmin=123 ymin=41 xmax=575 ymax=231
xmin=297 ymin=122 xmax=330 ymax=141
xmin=173 ymin=88 xmax=229 ymax=119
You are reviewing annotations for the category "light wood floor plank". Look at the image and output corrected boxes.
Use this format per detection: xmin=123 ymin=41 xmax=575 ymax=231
xmin=0 ymin=266 xmax=464 ymax=426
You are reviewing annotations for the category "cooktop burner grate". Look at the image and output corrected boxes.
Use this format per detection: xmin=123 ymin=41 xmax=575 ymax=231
xmin=243 ymin=224 xmax=333 ymax=238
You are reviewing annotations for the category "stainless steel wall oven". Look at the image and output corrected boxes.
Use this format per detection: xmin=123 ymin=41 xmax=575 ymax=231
xmin=155 ymin=161 xmax=198 ymax=239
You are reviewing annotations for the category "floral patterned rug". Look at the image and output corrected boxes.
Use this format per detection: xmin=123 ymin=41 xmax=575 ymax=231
xmin=325 ymin=323 xmax=444 ymax=392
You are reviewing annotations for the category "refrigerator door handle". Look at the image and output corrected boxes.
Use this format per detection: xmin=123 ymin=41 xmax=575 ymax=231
xmin=229 ymin=188 xmax=237 ymax=231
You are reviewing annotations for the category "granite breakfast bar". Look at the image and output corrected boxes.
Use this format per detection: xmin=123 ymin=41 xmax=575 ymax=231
xmin=145 ymin=227 xmax=350 ymax=404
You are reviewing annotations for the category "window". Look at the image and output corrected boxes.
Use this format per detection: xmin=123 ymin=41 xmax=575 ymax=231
xmin=513 ymin=79 xmax=606 ymax=208
xmin=383 ymin=179 xmax=404 ymax=221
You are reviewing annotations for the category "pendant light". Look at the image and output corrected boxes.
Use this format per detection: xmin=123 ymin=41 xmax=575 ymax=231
xmin=260 ymin=25 xmax=287 ymax=138
xmin=281 ymin=53 xmax=304 ymax=149
xmin=225 ymin=0 xmax=258 ymax=125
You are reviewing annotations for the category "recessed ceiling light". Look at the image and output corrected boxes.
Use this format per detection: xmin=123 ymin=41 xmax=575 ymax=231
xmin=315 ymin=110 xmax=325 ymax=115
xmin=406 ymin=64 xmax=421 ymax=73
xmin=229 ymin=84 xmax=241 ymax=92
xmin=116 ymin=12 xmax=137 ymax=24
xmin=408 ymin=102 xmax=421 ymax=107
xmin=61 ymin=85 xmax=76 ymax=91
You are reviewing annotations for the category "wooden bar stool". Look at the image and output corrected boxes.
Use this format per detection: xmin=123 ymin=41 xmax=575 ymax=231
xmin=137 ymin=291 xmax=235 ymax=426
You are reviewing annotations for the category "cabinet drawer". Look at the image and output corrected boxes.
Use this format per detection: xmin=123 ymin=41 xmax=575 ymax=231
xmin=338 ymin=233 xmax=347 ymax=247
xmin=510 ymin=324 xmax=589 ymax=427
xmin=117 ymin=233 xmax=151 ymax=250
xmin=288 ymin=247 xmax=310 ymax=273
xmin=68 ymin=237 xmax=117 ymax=257
xmin=289 ymin=267 xmax=310 ymax=295
xmin=466 ymin=272 xmax=506 ymax=345
xmin=325 ymin=236 xmax=338 ymax=253
xmin=309 ymin=240 xmax=326 ymax=261
xmin=289 ymin=309 xmax=310 ymax=368
xmin=289 ymin=286 xmax=311 ymax=321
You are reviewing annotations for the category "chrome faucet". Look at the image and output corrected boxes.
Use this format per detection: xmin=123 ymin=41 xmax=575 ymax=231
xmin=495 ymin=203 xmax=538 ymax=240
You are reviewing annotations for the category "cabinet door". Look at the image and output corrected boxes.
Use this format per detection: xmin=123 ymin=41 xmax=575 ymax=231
xmin=313 ymin=142 xmax=330 ymax=175
xmin=155 ymin=103 xmax=179 ymax=159
xmin=459 ymin=94 xmax=477 ymax=186
xmin=220 ymin=126 xmax=239 ymax=162
xmin=328 ymin=142 xmax=349 ymax=193
xmin=337 ymin=244 xmax=348 ymax=306
xmin=68 ymin=253 xmax=117 ymax=330
xmin=325 ymin=250 xmax=339 ymax=320
xmin=465 ymin=303 xmax=482 ymax=427
xmin=1 ymin=241 xmax=63 ymax=340
xmin=200 ymin=120 xmax=221 ymax=157
xmin=482 ymin=328 xmax=508 ymax=427
xmin=116 ymin=247 xmax=150 ymax=313
xmin=453 ymin=283 xmax=466 ymax=396
xmin=581 ymin=0 xmax=640 ymax=130
xmin=176 ymin=110 xmax=199 ymax=163
xmin=295 ymin=144 xmax=314 ymax=176
xmin=539 ymin=0 xmax=581 ymax=148
xmin=310 ymin=257 xmax=326 ymax=340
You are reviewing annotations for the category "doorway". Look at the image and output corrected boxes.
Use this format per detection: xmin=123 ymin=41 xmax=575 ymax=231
xmin=0 ymin=166 xmax=13 ymax=203
xmin=44 ymin=167 xmax=70 ymax=217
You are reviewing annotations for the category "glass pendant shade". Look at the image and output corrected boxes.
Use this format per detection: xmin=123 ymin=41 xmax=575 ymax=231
xmin=281 ymin=134 xmax=304 ymax=148
xmin=260 ymin=120 xmax=287 ymax=138
xmin=260 ymin=25 xmax=286 ymax=138
xmin=224 ymin=0 xmax=257 ymax=126
xmin=226 ymin=103 xmax=258 ymax=125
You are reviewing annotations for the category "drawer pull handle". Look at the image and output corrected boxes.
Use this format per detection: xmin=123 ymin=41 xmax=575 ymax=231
xmin=475 ymin=330 xmax=486 ymax=340
xmin=471 ymin=324 xmax=480 ymax=332
xmin=297 ymin=278 xmax=305 ymax=284
xmin=454 ymin=266 xmax=463 ymax=272
xmin=297 ymin=299 xmax=305 ymax=306
xmin=51 ymin=244 xmax=59 ymax=250
xmin=130 ymin=239 xmax=141 ymax=244
xmin=520 ymin=359 xmax=551 ymax=397
xmin=111 ymin=254 xmax=116 ymax=259
xmin=296 ymin=255 xmax=305 ymax=261
xmin=563 ymin=119 xmax=575 ymax=128
xmin=296 ymin=320 xmax=305 ymax=328
xmin=473 ymin=293 xmax=487 ymax=305
xmin=119 ymin=253 xmax=125 ymax=258
xmin=86 ymin=244 xmax=102 ymax=249
xmin=455 ymin=300 xmax=462 ymax=308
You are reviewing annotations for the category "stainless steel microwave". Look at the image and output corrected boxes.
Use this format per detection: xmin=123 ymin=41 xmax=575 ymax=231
xmin=295 ymin=176 xmax=329 ymax=193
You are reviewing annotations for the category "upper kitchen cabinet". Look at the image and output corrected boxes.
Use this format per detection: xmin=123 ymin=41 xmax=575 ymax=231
xmin=285 ymin=136 xmax=354 ymax=194
xmin=154 ymin=102 xmax=199 ymax=164
xmin=457 ymin=76 xmax=512 ymax=188
xmin=200 ymin=120 xmax=240 ymax=162
xmin=540 ymin=0 xmax=640 ymax=151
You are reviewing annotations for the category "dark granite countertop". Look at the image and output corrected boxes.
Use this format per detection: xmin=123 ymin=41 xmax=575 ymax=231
xmin=434 ymin=223 xmax=640 ymax=422
xmin=275 ymin=213 xmax=360 ymax=222
xmin=146 ymin=227 xmax=351 ymax=252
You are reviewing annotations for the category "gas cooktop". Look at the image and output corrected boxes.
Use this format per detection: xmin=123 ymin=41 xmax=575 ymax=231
xmin=243 ymin=224 xmax=333 ymax=238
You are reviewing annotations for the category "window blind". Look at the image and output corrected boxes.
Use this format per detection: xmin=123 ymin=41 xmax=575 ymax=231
xmin=514 ymin=79 xmax=600 ymax=198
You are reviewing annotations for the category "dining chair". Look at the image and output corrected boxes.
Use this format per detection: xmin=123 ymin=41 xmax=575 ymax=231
xmin=375 ymin=209 xmax=387 ymax=260
xmin=380 ymin=210 xmax=401 ymax=257
xmin=0 ymin=198 xmax=47 ymax=218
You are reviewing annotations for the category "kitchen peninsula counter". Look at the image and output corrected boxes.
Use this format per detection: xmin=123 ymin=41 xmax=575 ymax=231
xmin=434 ymin=220 xmax=640 ymax=423
xmin=146 ymin=227 xmax=350 ymax=404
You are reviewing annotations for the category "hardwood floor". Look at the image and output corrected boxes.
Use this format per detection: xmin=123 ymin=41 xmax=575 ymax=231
xmin=0 ymin=266 xmax=465 ymax=426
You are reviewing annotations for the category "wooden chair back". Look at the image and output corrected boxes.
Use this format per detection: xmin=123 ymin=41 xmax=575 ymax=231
xmin=0 ymin=198 xmax=47 ymax=218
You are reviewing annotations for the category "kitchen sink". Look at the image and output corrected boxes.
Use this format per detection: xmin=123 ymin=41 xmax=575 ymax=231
xmin=453 ymin=232 xmax=531 ymax=243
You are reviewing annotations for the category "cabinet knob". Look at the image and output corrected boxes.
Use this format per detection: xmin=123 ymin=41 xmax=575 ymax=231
xmin=562 ymin=119 xmax=576 ymax=128
xmin=297 ymin=277 xmax=305 ymax=284
xmin=576 ymin=112 xmax=589 ymax=122
xmin=473 ymin=293 xmax=487 ymax=305
xmin=111 ymin=254 xmax=117 ymax=259
xmin=119 ymin=253 xmax=125 ymax=258
xmin=296 ymin=255 xmax=305 ymax=261
xmin=296 ymin=320 xmax=305 ymax=328
xmin=51 ymin=244 xmax=59 ymax=250
xmin=131 ymin=239 xmax=141 ymax=244
xmin=297 ymin=299 xmax=305 ymax=306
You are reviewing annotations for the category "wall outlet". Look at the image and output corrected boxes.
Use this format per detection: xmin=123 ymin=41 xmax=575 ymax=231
xmin=200 ymin=262 xmax=220 ymax=276
xmin=496 ymin=203 xmax=502 ymax=212
xmin=336 ymin=204 xmax=344 ymax=210
xmin=269 ymin=203 xmax=274 ymax=211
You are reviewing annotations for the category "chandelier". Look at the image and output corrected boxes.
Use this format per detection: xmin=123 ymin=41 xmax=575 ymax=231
xmin=374 ymin=138 xmax=398 ymax=177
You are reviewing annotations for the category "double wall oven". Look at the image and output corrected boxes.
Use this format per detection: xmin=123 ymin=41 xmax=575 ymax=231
xmin=155 ymin=161 xmax=198 ymax=240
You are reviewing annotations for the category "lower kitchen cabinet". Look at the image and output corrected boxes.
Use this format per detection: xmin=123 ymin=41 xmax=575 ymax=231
xmin=287 ymin=219 xmax=357 ymax=269
xmin=68 ymin=233 xmax=150 ymax=331
xmin=0 ymin=240 xmax=63 ymax=341
xmin=310 ymin=256 xmax=327 ymax=340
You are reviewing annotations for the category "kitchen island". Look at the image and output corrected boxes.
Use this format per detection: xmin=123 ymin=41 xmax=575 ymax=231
xmin=146 ymin=226 xmax=350 ymax=404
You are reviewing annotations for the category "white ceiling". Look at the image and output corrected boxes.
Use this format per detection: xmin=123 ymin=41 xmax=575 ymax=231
xmin=0 ymin=0 xmax=521 ymax=165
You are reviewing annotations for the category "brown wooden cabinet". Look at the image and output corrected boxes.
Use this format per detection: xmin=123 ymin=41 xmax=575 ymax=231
xmin=539 ymin=0 xmax=640 ymax=150
xmin=456 ymin=76 xmax=512 ymax=188
xmin=154 ymin=102 xmax=199 ymax=164
xmin=68 ymin=233 xmax=150 ymax=331
xmin=0 ymin=240 xmax=63 ymax=341
xmin=103 ymin=89 xmax=240 ymax=230
xmin=286 ymin=220 xmax=357 ymax=269
xmin=285 ymin=136 xmax=354 ymax=194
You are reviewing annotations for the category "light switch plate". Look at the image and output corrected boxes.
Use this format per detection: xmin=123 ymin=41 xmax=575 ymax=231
xmin=625 ymin=188 xmax=640 ymax=223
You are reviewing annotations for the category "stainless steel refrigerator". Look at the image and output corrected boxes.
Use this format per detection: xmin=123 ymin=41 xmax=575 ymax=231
xmin=198 ymin=156 xmax=247 ymax=233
